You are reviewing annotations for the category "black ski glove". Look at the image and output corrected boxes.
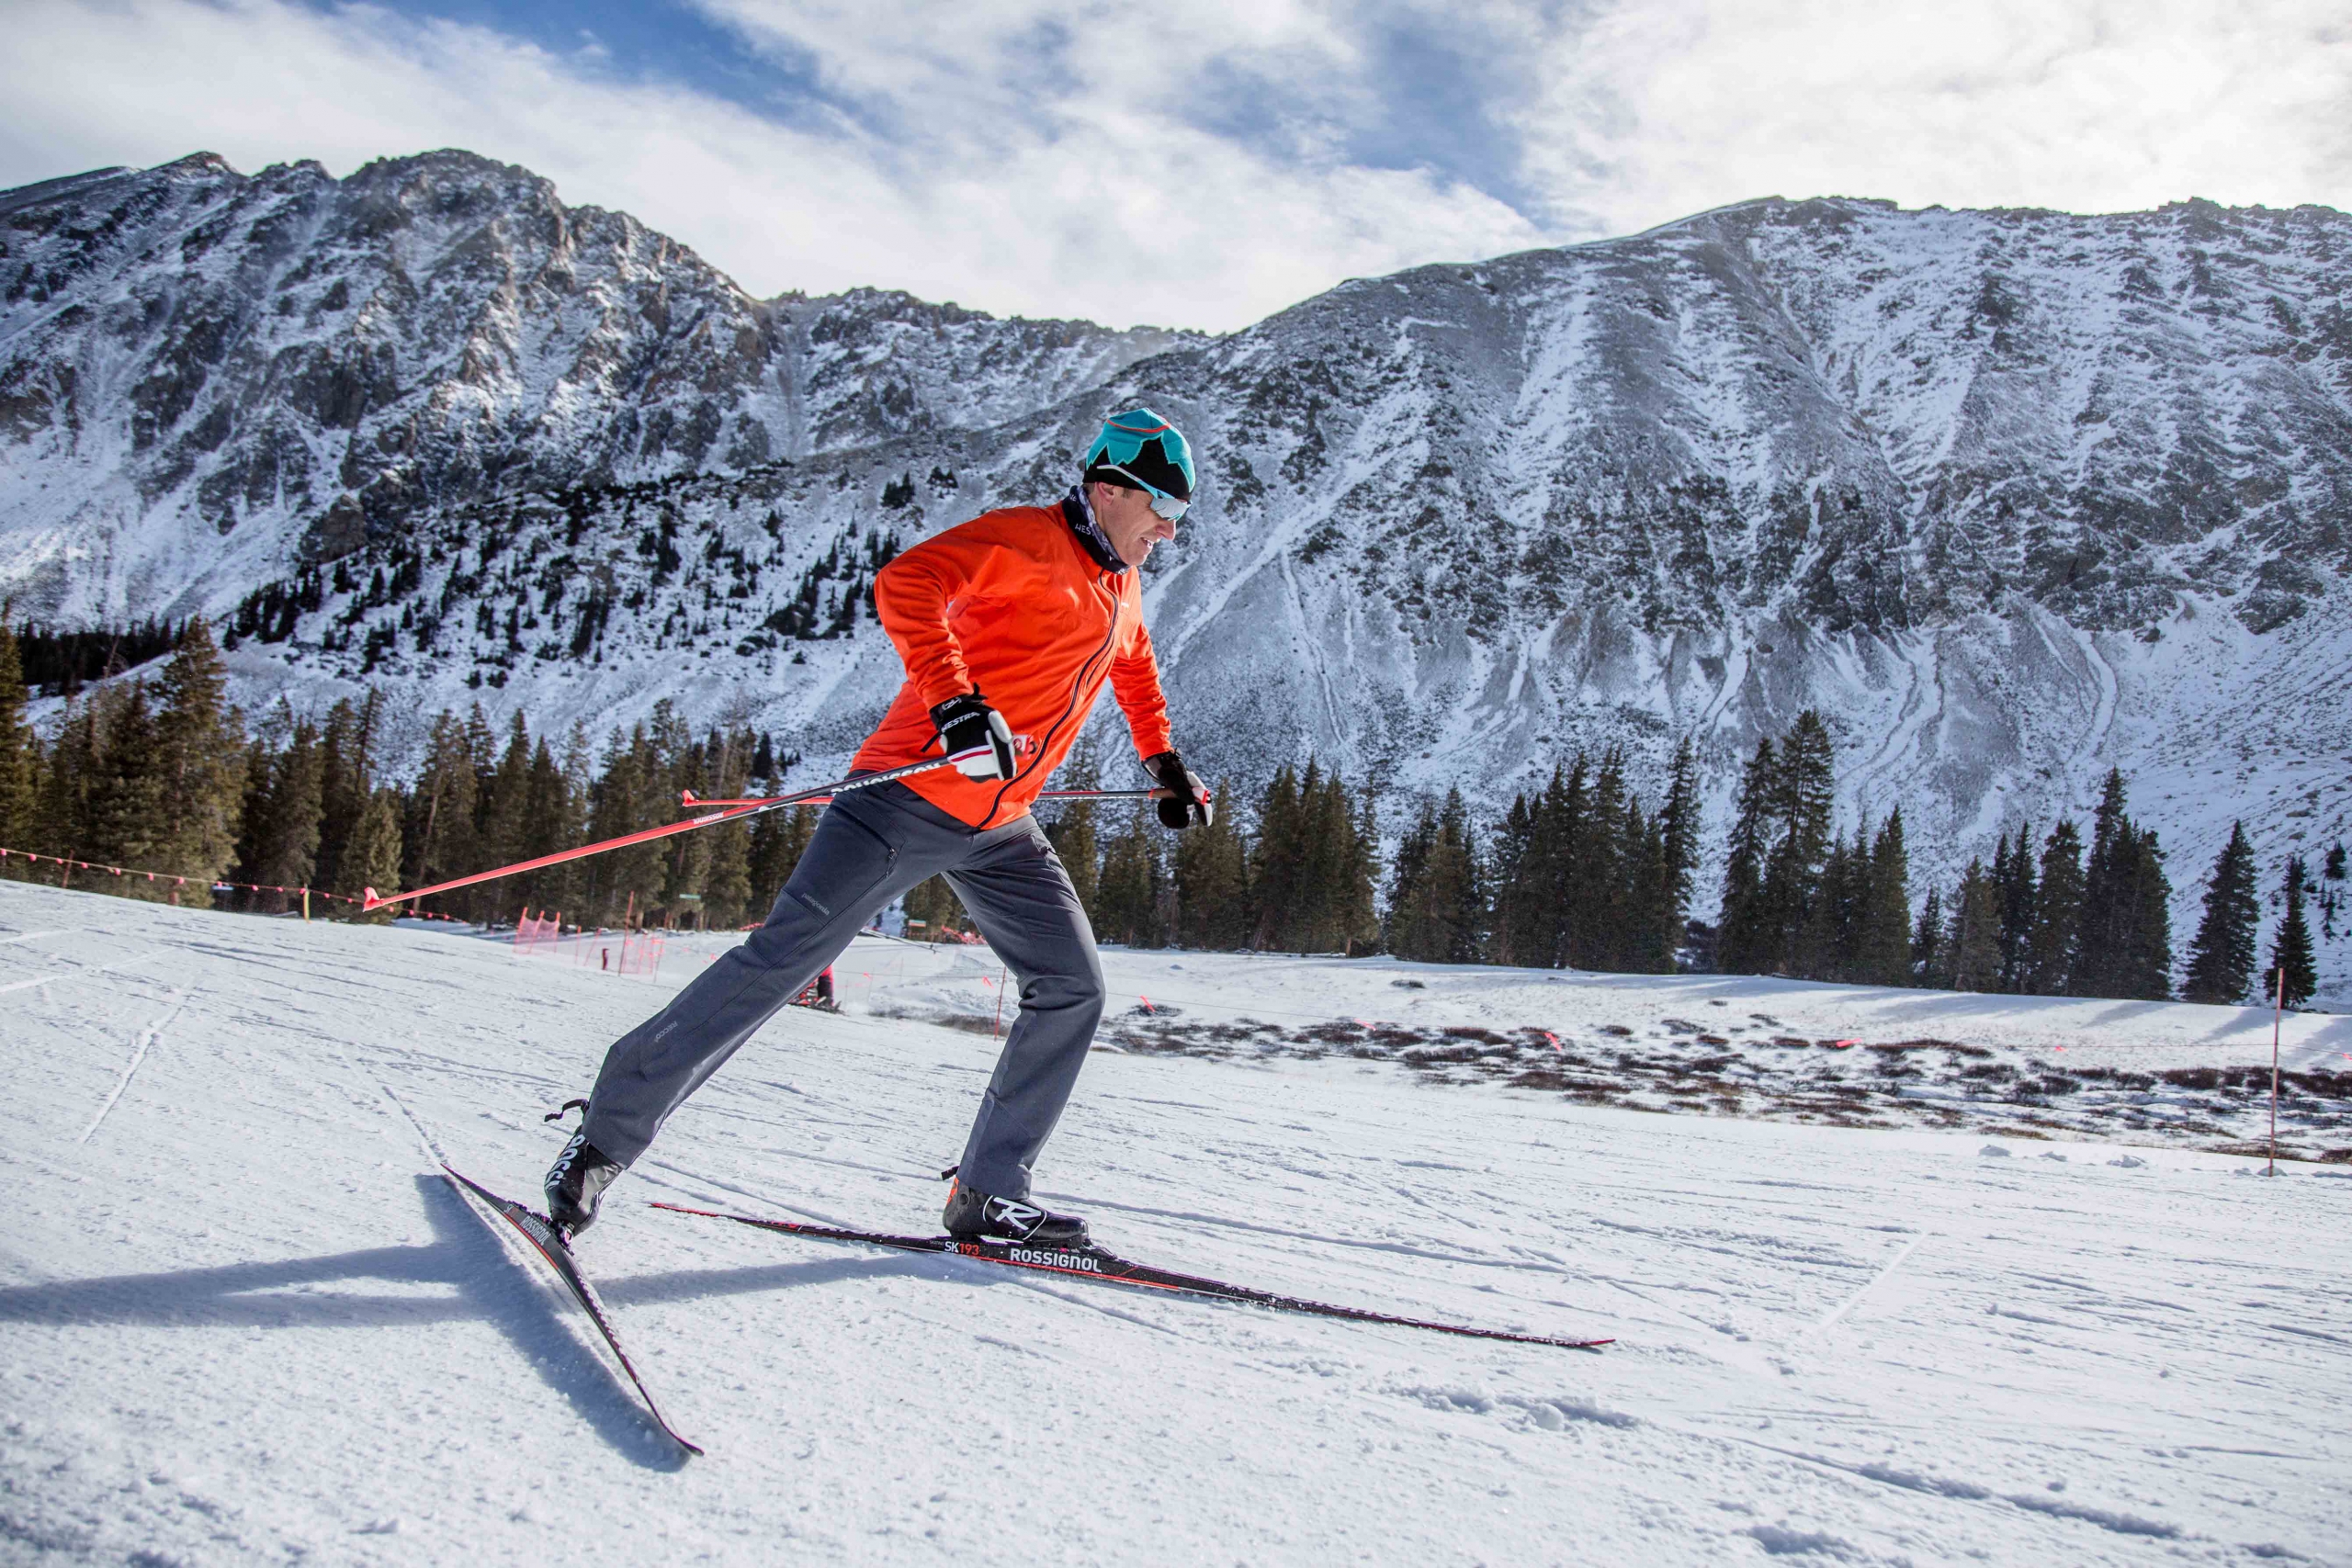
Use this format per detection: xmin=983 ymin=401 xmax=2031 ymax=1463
xmin=930 ymin=692 xmax=1016 ymax=780
xmin=1144 ymin=750 xmax=1212 ymax=829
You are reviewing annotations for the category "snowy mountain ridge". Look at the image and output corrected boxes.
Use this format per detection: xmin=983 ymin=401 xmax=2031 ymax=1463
xmin=3 ymin=151 xmax=2349 ymax=989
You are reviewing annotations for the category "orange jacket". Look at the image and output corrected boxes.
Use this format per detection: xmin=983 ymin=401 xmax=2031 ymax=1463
xmin=853 ymin=501 xmax=1175 ymax=829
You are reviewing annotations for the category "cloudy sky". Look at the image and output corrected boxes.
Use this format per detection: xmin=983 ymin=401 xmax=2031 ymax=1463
xmin=6 ymin=0 xmax=2348 ymax=331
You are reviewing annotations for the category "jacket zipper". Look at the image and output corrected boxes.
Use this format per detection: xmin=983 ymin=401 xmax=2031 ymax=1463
xmin=987 ymin=570 xmax=1124 ymax=825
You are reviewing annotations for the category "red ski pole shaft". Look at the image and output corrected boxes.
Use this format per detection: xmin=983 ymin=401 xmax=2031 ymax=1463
xmin=364 ymin=753 xmax=964 ymax=913
xmin=680 ymin=787 xmax=1162 ymax=807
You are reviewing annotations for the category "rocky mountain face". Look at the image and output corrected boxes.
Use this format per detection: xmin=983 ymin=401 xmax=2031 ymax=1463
xmin=4 ymin=151 xmax=2349 ymax=982
xmin=0 ymin=151 xmax=1192 ymax=616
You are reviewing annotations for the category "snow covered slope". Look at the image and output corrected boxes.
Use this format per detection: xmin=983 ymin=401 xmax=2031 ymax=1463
xmin=0 ymin=151 xmax=1192 ymax=618
xmin=5 ymin=154 xmax=2351 ymax=990
xmin=4 ymin=886 xmax=2347 ymax=1564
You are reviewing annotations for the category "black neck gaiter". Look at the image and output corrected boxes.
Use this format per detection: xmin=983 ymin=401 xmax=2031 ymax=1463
xmin=1061 ymin=487 xmax=1128 ymax=574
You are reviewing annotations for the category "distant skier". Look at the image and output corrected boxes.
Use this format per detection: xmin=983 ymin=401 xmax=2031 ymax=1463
xmin=546 ymin=411 xmax=1212 ymax=1246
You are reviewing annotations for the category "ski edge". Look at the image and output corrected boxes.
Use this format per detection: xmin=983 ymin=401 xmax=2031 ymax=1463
xmin=650 ymin=1201 xmax=1611 ymax=1352
xmin=443 ymin=1166 xmax=705 ymax=1457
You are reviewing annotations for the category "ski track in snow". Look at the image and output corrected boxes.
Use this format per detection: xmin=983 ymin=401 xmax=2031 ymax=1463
xmin=74 ymin=989 xmax=190 ymax=1145
xmin=0 ymin=882 xmax=2346 ymax=1565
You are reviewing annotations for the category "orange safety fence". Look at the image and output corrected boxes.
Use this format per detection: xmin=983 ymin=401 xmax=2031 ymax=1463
xmin=510 ymin=907 xmax=665 ymax=979
xmin=0 ymin=844 xmax=478 ymax=919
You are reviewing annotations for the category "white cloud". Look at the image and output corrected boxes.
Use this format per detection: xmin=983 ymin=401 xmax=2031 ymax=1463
xmin=0 ymin=0 xmax=1542 ymax=331
xmin=1520 ymin=0 xmax=2352 ymax=234
xmin=2 ymin=0 xmax=2346 ymax=333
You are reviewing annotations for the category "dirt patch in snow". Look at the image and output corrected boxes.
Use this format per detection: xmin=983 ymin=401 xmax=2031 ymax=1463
xmin=1096 ymin=1012 xmax=2352 ymax=1159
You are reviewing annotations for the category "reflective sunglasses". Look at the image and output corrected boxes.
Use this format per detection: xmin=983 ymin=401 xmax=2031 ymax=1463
xmin=1097 ymin=462 xmax=1190 ymax=523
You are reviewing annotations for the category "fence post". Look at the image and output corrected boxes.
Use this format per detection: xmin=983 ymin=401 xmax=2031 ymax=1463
xmin=2270 ymin=964 xmax=2286 ymax=1176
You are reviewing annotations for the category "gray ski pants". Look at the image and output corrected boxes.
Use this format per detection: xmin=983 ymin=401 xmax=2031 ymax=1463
xmin=579 ymin=780 xmax=1104 ymax=1200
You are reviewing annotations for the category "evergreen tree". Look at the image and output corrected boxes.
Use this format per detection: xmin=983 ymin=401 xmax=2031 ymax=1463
xmin=699 ymin=728 xmax=755 ymax=929
xmin=1487 ymin=793 xmax=1538 ymax=965
xmin=1389 ymin=790 xmax=1482 ymax=963
xmin=746 ymin=805 xmax=817 ymax=918
xmin=405 ymin=711 xmax=485 ymax=916
xmin=82 ymin=682 xmax=164 ymax=885
xmin=1538 ymin=757 xmax=1587 ymax=966
xmin=227 ymin=711 xmax=281 ymax=911
xmin=1615 ymin=801 xmax=1675 ymax=974
xmin=1275 ymin=762 xmax=1377 ymax=954
xmin=2070 ymin=769 xmax=2133 ymax=997
xmin=2182 ymin=821 xmax=2260 ymax=1005
xmin=1650 ymin=739 xmax=1702 ymax=971
xmin=1797 ymin=826 xmax=1863 ymax=981
xmin=2264 ymin=856 xmax=2318 ymax=1008
xmin=1385 ymin=799 xmax=1438 ymax=960
xmin=1493 ymin=759 xmax=1581 ymax=967
xmin=650 ymin=706 xmax=709 ymax=927
xmin=1910 ymin=885 xmax=1945 ymax=986
xmin=1173 ymin=781 xmax=1248 ymax=949
xmin=337 ymin=787 xmax=404 ymax=922
xmin=2114 ymin=826 xmax=2174 ymax=1000
xmin=903 ymin=874 xmax=969 ymax=939
xmin=1566 ymin=750 xmax=1627 ymax=969
xmin=35 ymin=699 xmax=100 ymax=867
xmin=0 ymin=625 xmax=38 ymax=864
xmin=582 ymin=722 xmax=665 ymax=927
xmin=314 ymin=691 xmax=383 ymax=897
xmin=1093 ymin=805 xmax=1166 ymax=946
xmin=1046 ymin=805 xmax=1101 ymax=921
xmin=2324 ymin=840 xmax=2346 ymax=942
xmin=2021 ymin=820 xmax=2085 ymax=995
xmin=1995 ymin=822 xmax=2038 ymax=992
xmin=1947 ymin=860 xmax=2002 ymax=991
xmin=1477 ymin=743 xmax=1693 ymax=976
xmin=537 ymin=721 xmax=597 ymax=918
xmin=1247 ymin=765 xmax=1304 ymax=949
xmin=1856 ymin=808 xmax=1913 ymax=987
xmin=238 ymin=709 xmax=324 ymax=913
xmin=1716 ymin=739 xmax=1776 ymax=974
xmin=1435 ymin=790 xmax=1487 ymax=964
xmin=512 ymin=736 xmax=583 ymax=919
xmin=475 ymin=713 xmax=535 ymax=920
xmin=1285 ymin=761 xmax=1344 ymax=951
xmin=145 ymin=619 xmax=245 ymax=904
xmin=1762 ymin=711 xmax=1836 ymax=974
xmin=1039 ymin=738 xmax=1101 ymax=920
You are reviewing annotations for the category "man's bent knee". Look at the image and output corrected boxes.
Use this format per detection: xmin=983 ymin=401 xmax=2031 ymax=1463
xmin=1023 ymin=964 xmax=1104 ymax=1023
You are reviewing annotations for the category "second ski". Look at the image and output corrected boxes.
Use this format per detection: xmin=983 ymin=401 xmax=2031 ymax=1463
xmin=445 ymin=1166 xmax=703 ymax=1456
xmin=652 ymin=1201 xmax=1611 ymax=1351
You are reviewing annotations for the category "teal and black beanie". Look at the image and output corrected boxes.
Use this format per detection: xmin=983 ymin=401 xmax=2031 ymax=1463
xmin=1082 ymin=408 xmax=1194 ymax=502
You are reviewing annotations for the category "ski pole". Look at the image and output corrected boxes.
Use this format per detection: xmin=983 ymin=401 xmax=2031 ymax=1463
xmin=366 ymin=755 xmax=1178 ymax=913
xmin=363 ymin=752 xmax=966 ymax=913
xmin=678 ymin=787 xmax=1159 ymax=807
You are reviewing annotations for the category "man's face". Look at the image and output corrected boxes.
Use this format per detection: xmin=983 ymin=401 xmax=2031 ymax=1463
xmin=1089 ymin=480 xmax=1178 ymax=568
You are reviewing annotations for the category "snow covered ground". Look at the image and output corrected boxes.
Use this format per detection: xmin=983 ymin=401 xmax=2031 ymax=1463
xmin=3 ymin=882 xmax=2347 ymax=1565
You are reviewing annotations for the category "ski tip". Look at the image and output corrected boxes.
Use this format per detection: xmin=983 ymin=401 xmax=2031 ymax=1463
xmin=362 ymin=886 xmax=381 ymax=908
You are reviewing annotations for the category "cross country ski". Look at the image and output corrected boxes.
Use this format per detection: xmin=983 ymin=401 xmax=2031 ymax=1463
xmin=441 ymin=1166 xmax=703 ymax=1457
xmin=650 ymin=1201 xmax=1612 ymax=1351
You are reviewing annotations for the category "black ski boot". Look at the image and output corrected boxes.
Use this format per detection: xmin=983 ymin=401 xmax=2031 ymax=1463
xmin=942 ymin=1176 xmax=1089 ymax=1247
xmin=545 ymin=1128 xmax=623 ymax=1239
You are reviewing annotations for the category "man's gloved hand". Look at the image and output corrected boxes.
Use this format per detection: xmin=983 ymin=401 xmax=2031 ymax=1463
xmin=931 ymin=692 xmax=1017 ymax=780
xmin=1144 ymin=751 xmax=1212 ymax=829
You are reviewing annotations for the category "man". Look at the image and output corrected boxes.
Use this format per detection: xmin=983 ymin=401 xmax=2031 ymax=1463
xmin=545 ymin=409 xmax=1212 ymax=1247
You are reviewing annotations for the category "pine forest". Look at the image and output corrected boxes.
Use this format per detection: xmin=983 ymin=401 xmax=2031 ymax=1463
xmin=5 ymin=619 xmax=2340 ymax=1009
